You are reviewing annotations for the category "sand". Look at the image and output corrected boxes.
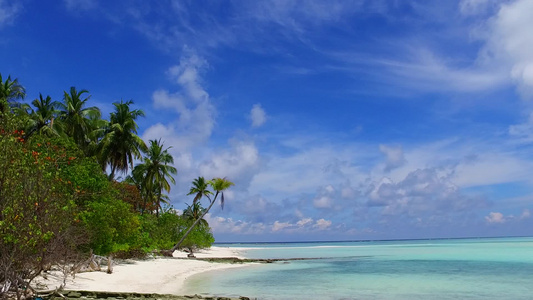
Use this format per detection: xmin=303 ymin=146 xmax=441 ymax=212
xmin=34 ymin=247 xmax=252 ymax=295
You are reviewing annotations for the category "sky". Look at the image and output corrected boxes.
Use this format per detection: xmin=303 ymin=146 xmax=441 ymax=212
xmin=1 ymin=0 xmax=533 ymax=242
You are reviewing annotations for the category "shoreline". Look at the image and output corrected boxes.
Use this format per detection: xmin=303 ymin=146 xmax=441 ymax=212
xmin=34 ymin=247 xmax=255 ymax=296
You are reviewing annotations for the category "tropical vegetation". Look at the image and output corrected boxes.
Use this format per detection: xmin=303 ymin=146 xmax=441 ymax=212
xmin=0 ymin=73 xmax=233 ymax=299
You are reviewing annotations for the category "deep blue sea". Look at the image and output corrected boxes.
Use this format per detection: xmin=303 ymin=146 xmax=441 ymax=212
xmin=182 ymin=237 xmax=533 ymax=299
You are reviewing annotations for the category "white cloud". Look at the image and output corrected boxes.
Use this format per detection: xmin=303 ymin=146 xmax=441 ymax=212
xmin=379 ymin=144 xmax=406 ymax=172
xmin=0 ymin=0 xmax=21 ymax=27
xmin=485 ymin=212 xmax=505 ymax=223
xmin=313 ymin=196 xmax=333 ymax=208
xmin=206 ymin=215 xmax=334 ymax=235
xmin=146 ymin=51 xmax=215 ymax=153
xmin=204 ymin=214 xmax=266 ymax=235
xmin=167 ymin=52 xmax=209 ymax=101
xmin=485 ymin=209 xmax=531 ymax=224
xmin=272 ymin=221 xmax=292 ymax=232
xmin=312 ymin=184 xmax=338 ymax=209
xmin=241 ymin=1 xmax=369 ymax=36
xmin=480 ymin=0 xmax=533 ymax=97
xmin=296 ymin=218 xmax=313 ymax=227
xmin=198 ymin=141 xmax=260 ymax=189
xmin=509 ymin=112 xmax=533 ymax=143
xmin=313 ymin=218 xmax=332 ymax=230
xmin=375 ymin=48 xmax=508 ymax=93
xmin=368 ymin=168 xmax=488 ymax=218
xmin=271 ymin=218 xmax=333 ymax=233
xmin=452 ymin=153 xmax=533 ymax=187
xmin=250 ymin=103 xmax=267 ymax=127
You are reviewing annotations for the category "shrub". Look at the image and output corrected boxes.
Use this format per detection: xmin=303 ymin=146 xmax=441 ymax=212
xmin=0 ymin=114 xmax=83 ymax=299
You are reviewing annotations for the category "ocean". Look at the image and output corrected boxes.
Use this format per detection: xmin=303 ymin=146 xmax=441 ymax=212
xmin=182 ymin=237 xmax=533 ymax=299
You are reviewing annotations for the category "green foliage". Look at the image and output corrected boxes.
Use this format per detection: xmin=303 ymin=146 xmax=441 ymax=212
xmin=79 ymin=196 xmax=141 ymax=255
xmin=0 ymin=73 xmax=26 ymax=114
xmin=132 ymin=139 xmax=177 ymax=216
xmin=0 ymin=113 xmax=82 ymax=296
xmin=27 ymin=135 xmax=109 ymax=206
xmin=172 ymin=177 xmax=234 ymax=252
xmin=99 ymin=100 xmax=147 ymax=180
xmin=139 ymin=211 xmax=182 ymax=250
xmin=138 ymin=210 xmax=215 ymax=252
xmin=177 ymin=222 xmax=215 ymax=251
xmin=57 ymin=87 xmax=101 ymax=152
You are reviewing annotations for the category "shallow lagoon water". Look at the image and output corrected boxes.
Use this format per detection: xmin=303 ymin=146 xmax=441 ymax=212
xmin=182 ymin=237 xmax=533 ymax=299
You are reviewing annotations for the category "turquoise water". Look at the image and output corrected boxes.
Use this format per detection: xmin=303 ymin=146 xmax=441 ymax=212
xmin=182 ymin=237 xmax=533 ymax=299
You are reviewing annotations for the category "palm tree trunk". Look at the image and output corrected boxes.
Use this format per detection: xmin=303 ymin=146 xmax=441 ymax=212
xmin=141 ymin=190 xmax=148 ymax=216
xmin=109 ymin=165 xmax=116 ymax=181
xmin=170 ymin=192 xmax=218 ymax=253
xmin=156 ymin=189 xmax=161 ymax=218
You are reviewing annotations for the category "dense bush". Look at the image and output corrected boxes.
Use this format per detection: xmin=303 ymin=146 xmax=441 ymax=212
xmin=139 ymin=211 xmax=182 ymax=250
xmin=0 ymin=114 xmax=83 ymax=298
xmin=177 ymin=222 xmax=215 ymax=253
xmin=79 ymin=196 xmax=142 ymax=255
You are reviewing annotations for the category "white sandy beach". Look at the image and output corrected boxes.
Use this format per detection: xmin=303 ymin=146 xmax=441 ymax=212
xmin=34 ymin=247 xmax=252 ymax=295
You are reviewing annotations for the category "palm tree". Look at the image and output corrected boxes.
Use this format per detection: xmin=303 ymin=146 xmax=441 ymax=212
xmin=57 ymin=87 xmax=100 ymax=151
xmin=0 ymin=73 xmax=26 ymax=114
xmin=99 ymin=100 xmax=147 ymax=179
xmin=169 ymin=177 xmax=234 ymax=253
xmin=133 ymin=139 xmax=177 ymax=217
xmin=85 ymin=113 xmax=108 ymax=163
xmin=24 ymin=94 xmax=61 ymax=138
xmin=183 ymin=202 xmax=208 ymax=228
xmin=188 ymin=176 xmax=213 ymax=205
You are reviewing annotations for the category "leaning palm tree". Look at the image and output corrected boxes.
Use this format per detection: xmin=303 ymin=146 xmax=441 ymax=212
xmin=0 ymin=73 xmax=26 ymax=114
xmin=132 ymin=139 xmax=177 ymax=217
xmin=57 ymin=87 xmax=100 ymax=151
xmin=99 ymin=100 xmax=147 ymax=179
xmin=169 ymin=177 xmax=234 ymax=253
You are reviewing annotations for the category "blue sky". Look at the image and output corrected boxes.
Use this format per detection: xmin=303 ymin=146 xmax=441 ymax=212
xmin=2 ymin=0 xmax=533 ymax=242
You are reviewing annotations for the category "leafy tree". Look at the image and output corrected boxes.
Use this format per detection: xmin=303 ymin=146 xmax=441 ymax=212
xmin=169 ymin=177 xmax=234 ymax=253
xmin=99 ymin=100 xmax=147 ymax=179
xmin=113 ymin=181 xmax=144 ymax=212
xmin=0 ymin=114 xmax=83 ymax=299
xmin=57 ymin=87 xmax=100 ymax=151
xmin=0 ymin=73 xmax=25 ymax=114
xmin=139 ymin=211 xmax=182 ymax=250
xmin=132 ymin=139 xmax=177 ymax=217
xmin=79 ymin=196 xmax=141 ymax=255
xmin=175 ymin=220 xmax=214 ymax=256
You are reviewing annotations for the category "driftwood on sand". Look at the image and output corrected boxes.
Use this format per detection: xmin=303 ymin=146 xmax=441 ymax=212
xmin=71 ymin=251 xmax=114 ymax=276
